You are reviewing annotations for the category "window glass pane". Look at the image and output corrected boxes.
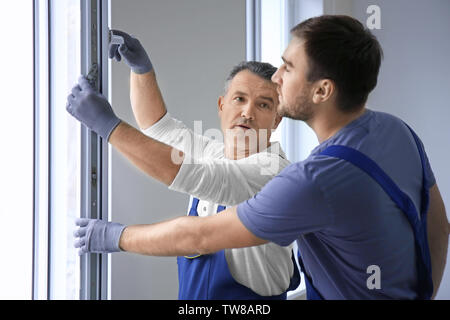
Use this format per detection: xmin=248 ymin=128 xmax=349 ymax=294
xmin=261 ymin=0 xmax=283 ymax=143
xmin=261 ymin=0 xmax=283 ymax=67
xmin=49 ymin=0 xmax=81 ymax=299
xmin=0 ymin=0 xmax=34 ymax=300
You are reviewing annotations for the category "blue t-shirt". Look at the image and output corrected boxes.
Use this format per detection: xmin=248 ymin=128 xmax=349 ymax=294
xmin=237 ymin=109 xmax=436 ymax=299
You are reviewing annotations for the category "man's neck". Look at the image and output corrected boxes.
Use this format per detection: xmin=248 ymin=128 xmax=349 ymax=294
xmin=308 ymin=106 xmax=366 ymax=144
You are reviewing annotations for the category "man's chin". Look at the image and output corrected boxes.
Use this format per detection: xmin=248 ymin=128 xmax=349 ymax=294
xmin=277 ymin=104 xmax=293 ymax=118
xmin=278 ymin=103 xmax=312 ymax=122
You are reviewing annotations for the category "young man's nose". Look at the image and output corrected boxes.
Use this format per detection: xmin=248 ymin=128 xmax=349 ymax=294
xmin=271 ymin=67 xmax=282 ymax=85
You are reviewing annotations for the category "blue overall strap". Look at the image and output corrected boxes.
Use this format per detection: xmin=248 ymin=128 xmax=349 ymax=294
xmin=403 ymin=124 xmax=431 ymax=219
xmin=402 ymin=125 xmax=433 ymax=299
xmin=320 ymin=140 xmax=433 ymax=299
xmin=189 ymin=198 xmax=200 ymax=216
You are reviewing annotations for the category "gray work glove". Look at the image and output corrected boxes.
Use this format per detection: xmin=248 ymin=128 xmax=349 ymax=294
xmin=109 ymin=29 xmax=153 ymax=74
xmin=74 ymin=218 xmax=126 ymax=255
xmin=66 ymin=76 xmax=121 ymax=141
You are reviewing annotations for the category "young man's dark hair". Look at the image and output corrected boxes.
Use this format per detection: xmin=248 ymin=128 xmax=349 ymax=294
xmin=291 ymin=15 xmax=383 ymax=113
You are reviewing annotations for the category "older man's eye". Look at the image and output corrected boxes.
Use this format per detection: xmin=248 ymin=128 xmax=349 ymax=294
xmin=234 ymin=97 xmax=244 ymax=102
xmin=260 ymin=103 xmax=270 ymax=109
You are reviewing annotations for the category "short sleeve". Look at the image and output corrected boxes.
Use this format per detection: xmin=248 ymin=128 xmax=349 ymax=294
xmin=169 ymin=151 xmax=290 ymax=206
xmin=237 ymin=163 xmax=334 ymax=246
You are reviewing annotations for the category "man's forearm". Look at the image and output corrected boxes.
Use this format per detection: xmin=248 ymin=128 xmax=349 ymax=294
xmin=118 ymin=207 xmax=266 ymax=257
xmin=119 ymin=216 xmax=204 ymax=257
xmin=109 ymin=121 xmax=183 ymax=186
xmin=130 ymin=70 xmax=167 ymax=130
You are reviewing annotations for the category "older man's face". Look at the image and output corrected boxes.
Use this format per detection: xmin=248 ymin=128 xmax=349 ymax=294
xmin=218 ymin=70 xmax=281 ymax=158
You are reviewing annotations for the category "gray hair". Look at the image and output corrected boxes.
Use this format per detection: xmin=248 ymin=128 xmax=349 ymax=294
xmin=223 ymin=61 xmax=277 ymax=94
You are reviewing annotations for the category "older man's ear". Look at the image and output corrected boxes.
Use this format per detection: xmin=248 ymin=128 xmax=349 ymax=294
xmin=217 ymin=96 xmax=225 ymax=114
xmin=273 ymin=114 xmax=282 ymax=131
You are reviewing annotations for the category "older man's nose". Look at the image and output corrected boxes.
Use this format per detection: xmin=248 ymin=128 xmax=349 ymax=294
xmin=241 ymin=103 xmax=256 ymax=120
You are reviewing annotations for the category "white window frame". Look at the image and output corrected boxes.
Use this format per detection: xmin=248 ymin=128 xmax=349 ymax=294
xmin=33 ymin=0 xmax=50 ymax=300
xmin=33 ymin=0 xmax=111 ymax=300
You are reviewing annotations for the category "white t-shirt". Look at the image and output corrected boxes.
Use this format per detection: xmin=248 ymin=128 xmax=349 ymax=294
xmin=142 ymin=112 xmax=294 ymax=296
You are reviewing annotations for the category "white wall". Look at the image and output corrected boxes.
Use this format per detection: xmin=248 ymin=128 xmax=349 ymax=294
xmin=326 ymin=0 xmax=450 ymax=299
xmin=109 ymin=0 xmax=246 ymax=299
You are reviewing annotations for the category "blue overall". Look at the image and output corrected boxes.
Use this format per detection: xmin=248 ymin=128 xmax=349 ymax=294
xmin=177 ymin=198 xmax=301 ymax=300
xmin=297 ymin=125 xmax=433 ymax=300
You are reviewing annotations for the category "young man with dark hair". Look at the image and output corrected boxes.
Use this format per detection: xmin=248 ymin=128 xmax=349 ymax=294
xmin=289 ymin=15 xmax=383 ymax=113
xmin=70 ymin=16 xmax=449 ymax=299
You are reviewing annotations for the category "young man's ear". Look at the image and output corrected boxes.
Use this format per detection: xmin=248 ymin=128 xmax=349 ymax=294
xmin=312 ymin=79 xmax=335 ymax=104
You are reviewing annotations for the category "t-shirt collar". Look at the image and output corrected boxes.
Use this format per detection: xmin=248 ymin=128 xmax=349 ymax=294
xmin=311 ymin=108 xmax=374 ymax=155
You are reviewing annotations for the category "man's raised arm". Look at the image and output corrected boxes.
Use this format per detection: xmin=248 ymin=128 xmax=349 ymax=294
xmin=130 ymin=70 xmax=167 ymax=129
xmin=109 ymin=29 xmax=166 ymax=129
xmin=110 ymin=29 xmax=217 ymax=158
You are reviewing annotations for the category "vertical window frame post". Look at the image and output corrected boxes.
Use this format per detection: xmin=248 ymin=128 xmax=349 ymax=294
xmin=246 ymin=0 xmax=261 ymax=61
xmin=80 ymin=0 xmax=110 ymax=300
